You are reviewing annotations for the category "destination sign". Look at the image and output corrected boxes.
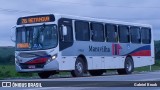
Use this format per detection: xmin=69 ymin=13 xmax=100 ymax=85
xmin=17 ymin=15 xmax=55 ymax=25
xmin=17 ymin=43 xmax=30 ymax=48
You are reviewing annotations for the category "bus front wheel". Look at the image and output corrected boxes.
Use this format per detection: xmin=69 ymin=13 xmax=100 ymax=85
xmin=38 ymin=71 xmax=52 ymax=79
xmin=117 ymin=57 xmax=134 ymax=75
xmin=71 ymin=57 xmax=85 ymax=77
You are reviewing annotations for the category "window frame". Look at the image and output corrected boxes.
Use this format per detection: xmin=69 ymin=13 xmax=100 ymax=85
xmin=141 ymin=27 xmax=151 ymax=44
xmin=118 ymin=25 xmax=130 ymax=43
xmin=105 ymin=24 xmax=118 ymax=42
xmin=61 ymin=25 xmax=73 ymax=42
xmin=75 ymin=20 xmax=90 ymax=41
xmin=90 ymin=22 xmax=105 ymax=42
xmin=130 ymin=26 xmax=141 ymax=44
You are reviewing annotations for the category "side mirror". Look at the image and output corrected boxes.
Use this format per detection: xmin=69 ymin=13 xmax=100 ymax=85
xmin=11 ymin=26 xmax=16 ymax=42
xmin=62 ymin=25 xmax=67 ymax=36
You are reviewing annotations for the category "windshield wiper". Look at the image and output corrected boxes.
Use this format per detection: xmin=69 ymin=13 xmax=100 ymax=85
xmin=40 ymin=24 xmax=46 ymax=32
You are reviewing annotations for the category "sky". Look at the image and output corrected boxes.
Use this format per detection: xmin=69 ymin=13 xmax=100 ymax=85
xmin=0 ymin=0 xmax=160 ymax=46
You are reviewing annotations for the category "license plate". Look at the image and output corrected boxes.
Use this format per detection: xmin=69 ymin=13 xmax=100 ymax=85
xmin=28 ymin=65 xmax=35 ymax=69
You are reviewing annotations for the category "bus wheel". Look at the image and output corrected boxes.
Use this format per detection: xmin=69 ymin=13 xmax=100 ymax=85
xmin=117 ymin=57 xmax=134 ymax=75
xmin=89 ymin=70 xmax=105 ymax=76
xmin=38 ymin=71 xmax=52 ymax=79
xmin=71 ymin=57 xmax=85 ymax=77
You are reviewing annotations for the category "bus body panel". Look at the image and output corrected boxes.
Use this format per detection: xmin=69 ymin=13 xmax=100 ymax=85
xmin=59 ymin=41 xmax=154 ymax=70
xmin=14 ymin=14 xmax=154 ymax=73
xmin=58 ymin=55 xmax=76 ymax=70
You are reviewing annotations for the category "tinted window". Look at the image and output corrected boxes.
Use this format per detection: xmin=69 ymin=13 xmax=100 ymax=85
xmin=91 ymin=23 xmax=104 ymax=42
xmin=141 ymin=27 xmax=151 ymax=44
xmin=16 ymin=25 xmax=58 ymax=50
xmin=130 ymin=26 xmax=141 ymax=43
xmin=118 ymin=25 xmax=129 ymax=43
xmin=105 ymin=24 xmax=117 ymax=42
xmin=58 ymin=18 xmax=73 ymax=51
xmin=62 ymin=25 xmax=73 ymax=42
xmin=75 ymin=21 xmax=90 ymax=41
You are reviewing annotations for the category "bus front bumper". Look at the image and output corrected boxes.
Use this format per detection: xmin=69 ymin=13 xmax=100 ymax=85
xmin=15 ymin=60 xmax=59 ymax=73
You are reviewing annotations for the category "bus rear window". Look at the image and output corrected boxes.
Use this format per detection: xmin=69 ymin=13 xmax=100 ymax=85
xmin=141 ymin=27 xmax=151 ymax=44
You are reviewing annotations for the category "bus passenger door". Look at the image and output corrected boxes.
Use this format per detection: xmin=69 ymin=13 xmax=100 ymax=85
xmin=58 ymin=18 xmax=73 ymax=51
xmin=58 ymin=18 xmax=75 ymax=70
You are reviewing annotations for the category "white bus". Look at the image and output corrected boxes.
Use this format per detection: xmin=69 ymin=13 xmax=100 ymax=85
xmin=14 ymin=14 xmax=154 ymax=79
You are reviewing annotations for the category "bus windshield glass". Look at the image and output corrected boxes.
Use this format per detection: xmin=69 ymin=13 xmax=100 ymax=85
xmin=16 ymin=24 xmax=58 ymax=50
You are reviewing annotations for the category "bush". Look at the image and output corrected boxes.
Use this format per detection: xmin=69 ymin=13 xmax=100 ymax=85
xmin=0 ymin=55 xmax=15 ymax=65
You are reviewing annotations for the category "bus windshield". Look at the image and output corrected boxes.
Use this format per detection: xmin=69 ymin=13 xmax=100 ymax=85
xmin=16 ymin=24 xmax=58 ymax=51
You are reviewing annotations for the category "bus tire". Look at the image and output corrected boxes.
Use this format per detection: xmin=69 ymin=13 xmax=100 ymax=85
xmin=71 ymin=57 xmax=85 ymax=77
xmin=117 ymin=57 xmax=134 ymax=75
xmin=89 ymin=70 xmax=105 ymax=76
xmin=38 ymin=71 xmax=52 ymax=79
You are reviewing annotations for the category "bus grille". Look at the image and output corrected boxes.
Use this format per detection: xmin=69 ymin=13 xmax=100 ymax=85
xmin=18 ymin=51 xmax=47 ymax=58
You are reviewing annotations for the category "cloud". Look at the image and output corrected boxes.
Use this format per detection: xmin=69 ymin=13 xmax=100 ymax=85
xmin=0 ymin=0 xmax=160 ymax=46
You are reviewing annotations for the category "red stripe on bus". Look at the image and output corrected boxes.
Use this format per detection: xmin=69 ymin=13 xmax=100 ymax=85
xmin=26 ymin=58 xmax=48 ymax=64
xmin=131 ymin=50 xmax=151 ymax=56
xmin=112 ymin=44 xmax=114 ymax=55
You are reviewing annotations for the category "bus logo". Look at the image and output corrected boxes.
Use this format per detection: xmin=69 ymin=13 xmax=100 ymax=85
xmin=112 ymin=44 xmax=122 ymax=55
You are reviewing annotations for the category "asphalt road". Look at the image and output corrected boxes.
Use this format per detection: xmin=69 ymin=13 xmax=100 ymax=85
xmin=1 ymin=71 xmax=160 ymax=90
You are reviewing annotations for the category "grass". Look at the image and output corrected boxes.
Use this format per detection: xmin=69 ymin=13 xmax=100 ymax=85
xmin=0 ymin=65 xmax=37 ymax=79
xmin=0 ymin=65 xmax=71 ymax=79
xmin=135 ymin=60 xmax=160 ymax=72
xmin=135 ymin=65 xmax=160 ymax=72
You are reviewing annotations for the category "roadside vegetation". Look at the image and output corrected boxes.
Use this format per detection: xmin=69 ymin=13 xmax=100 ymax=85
xmin=135 ymin=60 xmax=160 ymax=72
xmin=0 ymin=65 xmax=37 ymax=79
xmin=1 ymin=40 xmax=160 ymax=79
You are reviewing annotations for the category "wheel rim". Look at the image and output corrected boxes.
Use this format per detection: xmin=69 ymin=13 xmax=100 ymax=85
xmin=76 ymin=62 xmax=83 ymax=73
xmin=126 ymin=61 xmax=132 ymax=71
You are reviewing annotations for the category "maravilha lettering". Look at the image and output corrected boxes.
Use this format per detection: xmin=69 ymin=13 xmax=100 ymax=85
xmin=89 ymin=45 xmax=110 ymax=52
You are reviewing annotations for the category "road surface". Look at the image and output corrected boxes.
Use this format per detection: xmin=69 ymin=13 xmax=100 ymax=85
xmin=1 ymin=71 xmax=160 ymax=90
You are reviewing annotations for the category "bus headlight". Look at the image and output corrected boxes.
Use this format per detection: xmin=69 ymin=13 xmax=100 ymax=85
xmin=47 ymin=54 xmax=57 ymax=64
xmin=15 ymin=58 xmax=18 ymax=63
xmin=15 ymin=58 xmax=21 ymax=65
xmin=52 ymin=54 xmax=57 ymax=60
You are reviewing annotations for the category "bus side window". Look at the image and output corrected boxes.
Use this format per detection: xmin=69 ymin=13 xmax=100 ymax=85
xmin=130 ymin=26 xmax=141 ymax=44
xmin=118 ymin=25 xmax=130 ymax=43
xmin=75 ymin=21 xmax=90 ymax=41
xmin=105 ymin=24 xmax=117 ymax=42
xmin=141 ymin=27 xmax=151 ymax=44
xmin=90 ymin=22 xmax=104 ymax=42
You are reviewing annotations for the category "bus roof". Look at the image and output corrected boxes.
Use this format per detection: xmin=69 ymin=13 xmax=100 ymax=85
xmin=55 ymin=13 xmax=152 ymax=28
xmin=17 ymin=13 xmax=152 ymax=28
